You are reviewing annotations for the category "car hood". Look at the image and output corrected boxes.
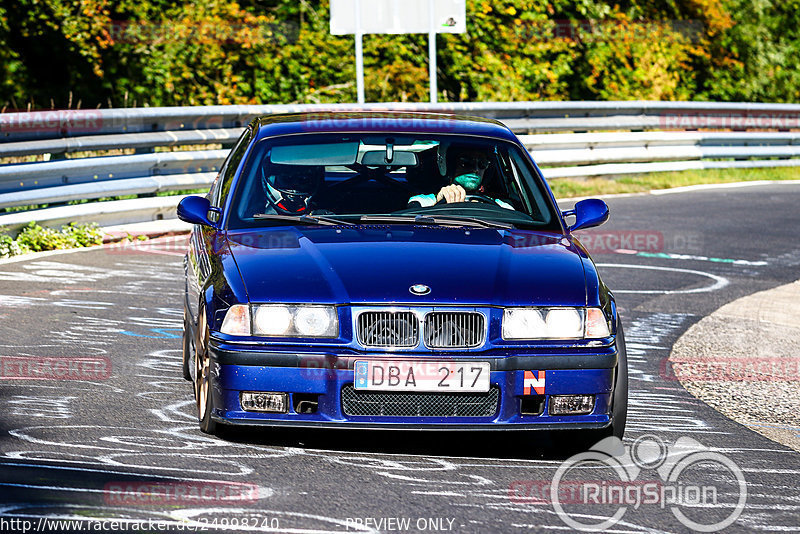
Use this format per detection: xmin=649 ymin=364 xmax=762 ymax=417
xmin=226 ymin=226 xmax=588 ymax=306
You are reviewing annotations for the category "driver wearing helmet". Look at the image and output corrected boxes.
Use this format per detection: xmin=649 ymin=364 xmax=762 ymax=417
xmin=407 ymin=146 xmax=513 ymax=209
xmin=261 ymin=163 xmax=325 ymax=215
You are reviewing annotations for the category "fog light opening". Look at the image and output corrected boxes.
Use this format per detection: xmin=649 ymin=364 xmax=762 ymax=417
xmin=293 ymin=393 xmax=319 ymax=414
xmin=240 ymin=392 xmax=288 ymax=413
xmin=520 ymin=395 xmax=545 ymax=416
xmin=549 ymin=394 xmax=595 ymax=416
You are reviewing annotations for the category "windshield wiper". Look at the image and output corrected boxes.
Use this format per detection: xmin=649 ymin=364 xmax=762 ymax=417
xmin=254 ymin=213 xmax=354 ymax=226
xmin=359 ymin=214 xmax=513 ymax=230
xmin=427 ymin=215 xmax=514 ymax=229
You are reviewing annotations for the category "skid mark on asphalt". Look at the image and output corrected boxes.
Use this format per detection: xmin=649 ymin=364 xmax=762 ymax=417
xmin=0 ymin=261 xmax=142 ymax=284
xmin=8 ymin=396 xmax=75 ymax=419
xmin=625 ymin=313 xmax=727 ymax=436
xmin=0 ymin=295 xmax=47 ymax=306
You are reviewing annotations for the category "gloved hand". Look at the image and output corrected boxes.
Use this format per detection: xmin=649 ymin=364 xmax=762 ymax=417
xmin=435 ymin=184 xmax=466 ymax=204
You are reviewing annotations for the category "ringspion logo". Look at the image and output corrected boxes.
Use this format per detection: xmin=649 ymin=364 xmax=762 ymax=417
xmin=547 ymin=435 xmax=746 ymax=532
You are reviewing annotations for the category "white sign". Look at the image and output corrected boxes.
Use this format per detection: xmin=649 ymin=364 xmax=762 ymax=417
xmin=330 ymin=0 xmax=466 ymax=35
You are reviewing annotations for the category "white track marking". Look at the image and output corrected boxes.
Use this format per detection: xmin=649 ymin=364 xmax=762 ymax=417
xmin=597 ymin=263 xmax=729 ymax=294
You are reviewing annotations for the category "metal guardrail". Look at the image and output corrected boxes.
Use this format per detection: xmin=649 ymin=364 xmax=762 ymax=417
xmin=1 ymin=101 xmax=799 ymax=231
xmin=4 ymin=101 xmax=800 ymax=141
xmin=0 ymin=128 xmax=243 ymax=158
xmin=0 ymin=150 xmax=227 ymax=192
xmin=0 ymin=195 xmax=192 ymax=229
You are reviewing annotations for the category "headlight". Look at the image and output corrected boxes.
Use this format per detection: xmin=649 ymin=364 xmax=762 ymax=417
xmin=220 ymin=304 xmax=339 ymax=337
xmin=253 ymin=304 xmax=338 ymax=338
xmin=294 ymin=307 xmax=334 ymax=336
xmin=253 ymin=305 xmax=292 ymax=336
xmin=502 ymin=309 xmax=547 ymax=339
xmin=502 ymin=307 xmax=610 ymax=340
xmin=544 ymin=308 xmax=583 ymax=338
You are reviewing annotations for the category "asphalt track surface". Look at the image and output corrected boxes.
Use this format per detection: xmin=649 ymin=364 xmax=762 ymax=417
xmin=0 ymin=183 xmax=799 ymax=533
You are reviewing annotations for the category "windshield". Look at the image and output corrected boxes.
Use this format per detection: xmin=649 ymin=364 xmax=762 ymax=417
xmin=226 ymin=133 xmax=560 ymax=231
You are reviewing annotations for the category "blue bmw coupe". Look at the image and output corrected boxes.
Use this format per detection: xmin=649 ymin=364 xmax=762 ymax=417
xmin=178 ymin=111 xmax=627 ymax=444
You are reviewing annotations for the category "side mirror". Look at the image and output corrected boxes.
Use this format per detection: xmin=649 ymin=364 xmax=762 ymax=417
xmin=177 ymin=196 xmax=219 ymax=228
xmin=564 ymin=198 xmax=609 ymax=232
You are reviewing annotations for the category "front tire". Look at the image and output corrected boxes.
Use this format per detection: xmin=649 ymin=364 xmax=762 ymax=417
xmin=181 ymin=307 xmax=192 ymax=381
xmin=195 ymin=308 xmax=218 ymax=435
xmin=608 ymin=320 xmax=628 ymax=439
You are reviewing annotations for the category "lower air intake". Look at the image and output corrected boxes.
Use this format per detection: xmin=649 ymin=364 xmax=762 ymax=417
xmin=341 ymin=385 xmax=499 ymax=418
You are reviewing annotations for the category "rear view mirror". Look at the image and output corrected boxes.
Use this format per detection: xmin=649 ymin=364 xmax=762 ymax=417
xmin=360 ymin=150 xmax=418 ymax=167
xmin=177 ymin=196 xmax=219 ymax=228
xmin=565 ymin=199 xmax=609 ymax=232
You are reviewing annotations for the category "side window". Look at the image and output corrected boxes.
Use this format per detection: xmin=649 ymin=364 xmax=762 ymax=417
xmin=509 ymin=148 xmax=551 ymax=223
xmin=211 ymin=127 xmax=252 ymax=209
xmin=497 ymin=149 xmax=524 ymax=209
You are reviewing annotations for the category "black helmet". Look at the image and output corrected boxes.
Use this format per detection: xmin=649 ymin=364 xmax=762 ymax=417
xmin=261 ymin=164 xmax=324 ymax=215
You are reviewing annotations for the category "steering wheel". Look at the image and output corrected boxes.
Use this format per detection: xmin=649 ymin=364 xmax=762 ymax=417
xmin=464 ymin=194 xmax=496 ymax=204
xmin=433 ymin=193 xmax=496 ymax=206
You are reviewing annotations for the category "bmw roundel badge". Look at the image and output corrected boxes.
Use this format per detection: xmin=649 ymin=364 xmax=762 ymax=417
xmin=409 ymin=284 xmax=431 ymax=295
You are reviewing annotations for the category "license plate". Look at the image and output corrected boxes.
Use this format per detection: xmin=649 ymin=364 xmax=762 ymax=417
xmin=354 ymin=360 xmax=490 ymax=392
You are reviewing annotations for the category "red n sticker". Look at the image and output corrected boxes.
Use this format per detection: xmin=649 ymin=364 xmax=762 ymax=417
xmin=523 ymin=370 xmax=545 ymax=395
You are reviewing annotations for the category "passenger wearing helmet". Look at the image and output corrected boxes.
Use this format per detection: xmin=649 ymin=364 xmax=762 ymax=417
xmin=408 ymin=145 xmax=513 ymax=210
xmin=261 ymin=163 xmax=325 ymax=215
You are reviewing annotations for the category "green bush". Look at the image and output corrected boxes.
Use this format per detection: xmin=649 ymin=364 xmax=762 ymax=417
xmin=0 ymin=232 xmax=29 ymax=258
xmin=13 ymin=222 xmax=103 ymax=253
xmin=63 ymin=222 xmax=104 ymax=248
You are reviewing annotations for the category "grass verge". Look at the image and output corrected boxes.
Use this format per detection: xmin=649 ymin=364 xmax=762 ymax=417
xmin=548 ymin=165 xmax=800 ymax=198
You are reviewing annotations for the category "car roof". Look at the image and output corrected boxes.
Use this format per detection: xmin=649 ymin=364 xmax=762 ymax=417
xmin=252 ymin=111 xmax=519 ymax=142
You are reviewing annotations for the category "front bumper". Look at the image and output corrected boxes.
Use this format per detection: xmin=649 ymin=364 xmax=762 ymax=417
xmin=207 ymin=341 xmax=618 ymax=430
